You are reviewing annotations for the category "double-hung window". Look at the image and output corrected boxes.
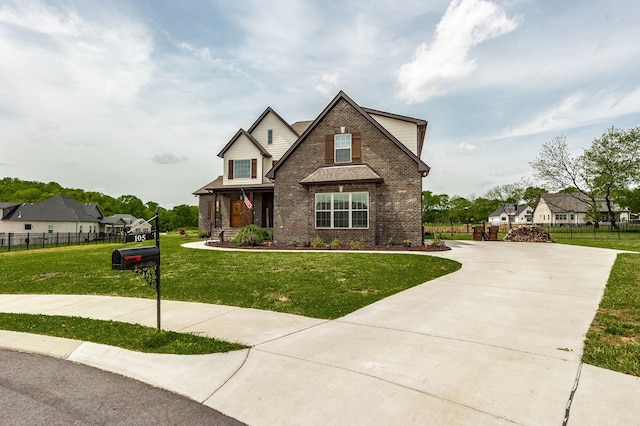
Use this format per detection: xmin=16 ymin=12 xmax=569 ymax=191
xmin=233 ymin=159 xmax=251 ymax=179
xmin=334 ymin=134 xmax=352 ymax=163
xmin=315 ymin=192 xmax=368 ymax=229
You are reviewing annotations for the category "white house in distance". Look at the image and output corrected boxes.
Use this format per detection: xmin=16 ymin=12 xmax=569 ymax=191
xmin=533 ymin=193 xmax=629 ymax=225
xmin=488 ymin=204 xmax=533 ymax=226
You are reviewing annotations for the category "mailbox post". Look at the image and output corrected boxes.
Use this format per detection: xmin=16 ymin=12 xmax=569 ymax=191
xmin=111 ymin=210 xmax=162 ymax=331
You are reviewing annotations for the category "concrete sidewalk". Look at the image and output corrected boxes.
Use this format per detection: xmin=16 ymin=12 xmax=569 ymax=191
xmin=1 ymin=241 xmax=639 ymax=425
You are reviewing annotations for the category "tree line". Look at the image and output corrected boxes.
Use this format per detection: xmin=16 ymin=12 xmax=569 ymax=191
xmin=0 ymin=178 xmax=198 ymax=231
xmin=424 ymin=126 xmax=640 ymax=225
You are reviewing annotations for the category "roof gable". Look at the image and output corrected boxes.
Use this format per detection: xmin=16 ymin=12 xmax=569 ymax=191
xmin=266 ymin=91 xmax=430 ymax=180
xmin=217 ymin=129 xmax=271 ymax=158
xmin=248 ymin=107 xmax=299 ymax=136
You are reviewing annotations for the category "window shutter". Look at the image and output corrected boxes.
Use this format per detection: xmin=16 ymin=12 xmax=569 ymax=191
xmin=228 ymin=160 xmax=234 ymax=179
xmin=251 ymin=158 xmax=257 ymax=178
xmin=352 ymin=132 xmax=361 ymax=163
xmin=325 ymin=134 xmax=334 ymax=164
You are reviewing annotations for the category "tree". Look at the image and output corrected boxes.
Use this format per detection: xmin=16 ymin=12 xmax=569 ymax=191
xmin=421 ymin=191 xmax=450 ymax=223
xmin=530 ymin=135 xmax=603 ymax=226
xmin=530 ymin=127 xmax=640 ymax=227
xmin=484 ymin=183 xmax=525 ymax=204
xmin=522 ymin=186 xmax=547 ymax=209
xmin=582 ymin=126 xmax=640 ymax=227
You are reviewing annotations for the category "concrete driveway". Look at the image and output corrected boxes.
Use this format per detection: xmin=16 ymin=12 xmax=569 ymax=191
xmin=1 ymin=241 xmax=639 ymax=425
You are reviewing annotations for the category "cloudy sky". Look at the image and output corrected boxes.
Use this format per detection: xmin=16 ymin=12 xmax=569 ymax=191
xmin=1 ymin=0 xmax=639 ymax=208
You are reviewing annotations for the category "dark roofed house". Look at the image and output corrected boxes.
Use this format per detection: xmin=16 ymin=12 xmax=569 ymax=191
xmin=533 ymin=193 xmax=628 ymax=225
xmin=194 ymin=90 xmax=430 ymax=245
xmin=488 ymin=204 xmax=533 ymax=226
xmin=0 ymin=195 xmax=103 ymax=237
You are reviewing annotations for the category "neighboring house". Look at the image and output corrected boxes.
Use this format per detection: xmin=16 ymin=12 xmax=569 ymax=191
xmin=194 ymin=90 xmax=430 ymax=245
xmin=0 ymin=195 xmax=103 ymax=237
xmin=488 ymin=204 xmax=533 ymax=226
xmin=101 ymin=213 xmax=151 ymax=234
xmin=533 ymin=193 xmax=627 ymax=225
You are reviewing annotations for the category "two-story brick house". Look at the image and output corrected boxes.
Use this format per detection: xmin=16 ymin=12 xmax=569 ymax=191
xmin=194 ymin=91 xmax=430 ymax=245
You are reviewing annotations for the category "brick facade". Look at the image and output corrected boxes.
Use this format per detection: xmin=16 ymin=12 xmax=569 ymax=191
xmin=273 ymin=98 xmax=423 ymax=246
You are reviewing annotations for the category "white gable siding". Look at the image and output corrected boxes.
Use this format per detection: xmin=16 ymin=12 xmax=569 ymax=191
xmin=368 ymin=114 xmax=419 ymax=156
xmin=222 ymin=134 xmax=263 ymax=186
xmin=249 ymin=112 xmax=297 ymax=160
xmin=533 ymin=200 xmax=552 ymax=224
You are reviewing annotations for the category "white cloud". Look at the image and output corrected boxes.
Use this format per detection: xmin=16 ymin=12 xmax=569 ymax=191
xmin=314 ymin=73 xmax=340 ymax=97
xmin=396 ymin=0 xmax=520 ymax=103
xmin=500 ymin=87 xmax=640 ymax=138
xmin=453 ymin=142 xmax=477 ymax=154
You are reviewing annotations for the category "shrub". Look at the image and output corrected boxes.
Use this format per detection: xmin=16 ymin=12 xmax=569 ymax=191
xmin=330 ymin=238 xmax=341 ymax=249
xmin=349 ymin=239 xmax=365 ymax=250
xmin=231 ymin=225 xmax=265 ymax=246
xmin=311 ymin=236 xmax=325 ymax=248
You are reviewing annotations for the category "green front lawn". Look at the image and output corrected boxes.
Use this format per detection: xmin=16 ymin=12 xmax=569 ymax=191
xmin=0 ymin=235 xmax=461 ymax=354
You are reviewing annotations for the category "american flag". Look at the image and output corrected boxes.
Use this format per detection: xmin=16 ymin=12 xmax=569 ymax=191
xmin=242 ymin=189 xmax=253 ymax=209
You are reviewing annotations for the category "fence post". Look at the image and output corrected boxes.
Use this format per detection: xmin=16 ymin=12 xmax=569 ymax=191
xmin=8 ymin=233 xmax=12 ymax=252
xmin=42 ymin=232 xmax=46 ymax=248
xmin=26 ymin=232 xmax=30 ymax=250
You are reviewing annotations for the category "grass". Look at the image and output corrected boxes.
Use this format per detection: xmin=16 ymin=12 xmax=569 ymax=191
xmin=0 ymin=235 xmax=461 ymax=319
xmin=0 ymin=234 xmax=461 ymax=352
xmin=0 ymin=313 xmax=247 ymax=354
xmin=581 ymin=253 xmax=640 ymax=376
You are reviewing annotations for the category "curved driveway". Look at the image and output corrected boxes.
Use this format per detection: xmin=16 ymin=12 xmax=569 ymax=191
xmin=1 ymin=241 xmax=639 ymax=425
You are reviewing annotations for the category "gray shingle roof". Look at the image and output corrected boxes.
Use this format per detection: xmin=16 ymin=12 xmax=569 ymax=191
xmin=3 ymin=195 xmax=101 ymax=222
xmin=299 ymin=164 xmax=383 ymax=185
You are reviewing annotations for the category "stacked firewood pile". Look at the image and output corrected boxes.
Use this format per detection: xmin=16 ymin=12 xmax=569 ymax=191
xmin=503 ymin=226 xmax=555 ymax=243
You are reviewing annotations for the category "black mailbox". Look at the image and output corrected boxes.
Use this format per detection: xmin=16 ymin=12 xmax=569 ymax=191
xmin=112 ymin=246 xmax=160 ymax=270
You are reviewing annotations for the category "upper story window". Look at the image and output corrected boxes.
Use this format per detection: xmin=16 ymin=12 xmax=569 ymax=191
xmin=234 ymin=159 xmax=251 ymax=179
xmin=268 ymin=129 xmax=273 ymax=145
xmin=228 ymin=159 xmax=257 ymax=179
xmin=334 ymin=134 xmax=352 ymax=163
xmin=24 ymin=224 xmax=32 ymax=230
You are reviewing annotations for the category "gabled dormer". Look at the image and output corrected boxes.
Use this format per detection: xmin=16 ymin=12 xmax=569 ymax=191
xmin=218 ymin=129 xmax=271 ymax=186
xmin=217 ymin=107 xmax=299 ymax=186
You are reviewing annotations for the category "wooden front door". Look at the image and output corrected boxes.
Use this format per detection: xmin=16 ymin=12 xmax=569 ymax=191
xmin=230 ymin=200 xmax=244 ymax=227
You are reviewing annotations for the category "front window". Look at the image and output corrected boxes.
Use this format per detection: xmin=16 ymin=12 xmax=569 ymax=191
xmin=315 ymin=192 xmax=368 ymax=229
xmin=334 ymin=134 xmax=352 ymax=163
xmin=48 ymin=225 xmax=53 ymax=234
xmin=234 ymin=159 xmax=251 ymax=179
xmin=24 ymin=224 xmax=32 ymax=230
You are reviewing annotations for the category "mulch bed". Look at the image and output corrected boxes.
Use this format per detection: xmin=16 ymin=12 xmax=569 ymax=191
xmin=205 ymin=241 xmax=451 ymax=252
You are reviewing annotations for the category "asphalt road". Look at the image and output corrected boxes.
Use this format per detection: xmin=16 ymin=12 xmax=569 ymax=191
xmin=0 ymin=349 xmax=245 ymax=425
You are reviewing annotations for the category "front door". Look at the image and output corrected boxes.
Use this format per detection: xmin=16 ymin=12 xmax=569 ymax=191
xmin=230 ymin=200 xmax=244 ymax=227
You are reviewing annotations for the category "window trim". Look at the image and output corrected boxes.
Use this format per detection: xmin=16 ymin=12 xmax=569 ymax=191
xmin=334 ymin=134 xmax=352 ymax=163
xmin=267 ymin=129 xmax=273 ymax=145
xmin=233 ymin=159 xmax=251 ymax=179
xmin=315 ymin=192 xmax=369 ymax=229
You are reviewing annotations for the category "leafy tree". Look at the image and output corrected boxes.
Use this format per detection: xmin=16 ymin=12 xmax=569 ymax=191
xmin=421 ymin=191 xmax=450 ymax=223
xmin=582 ymin=126 xmax=640 ymax=227
xmin=484 ymin=183 xmax=525 ymax=203
xmin=117 ymin=195 xmax=146 ymax=218
xmin=522 ymin=186 xmax=547 ymax=209
xmin=448 ymin=196 xmax=473 ymax=223
xmin=617 ymin=187 xmax=640 ymax=214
